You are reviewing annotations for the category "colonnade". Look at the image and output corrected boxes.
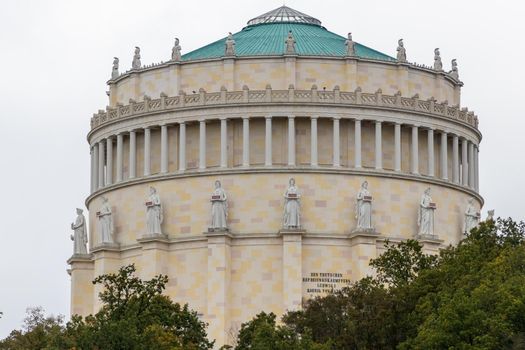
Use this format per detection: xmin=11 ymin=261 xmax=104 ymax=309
xmin=90 ymin=116 xmax=480 ymax=193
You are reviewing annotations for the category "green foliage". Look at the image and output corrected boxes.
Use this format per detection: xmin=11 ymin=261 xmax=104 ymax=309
xmin=276 ymin=218 xmax=525 ymax=350
xmin=234 ymin=312 xmax=329 ymax=350
xmin=0 ymin=265 xmax=213 ymax=350
xmin=0 ymin=307 xmax=72 ymax=350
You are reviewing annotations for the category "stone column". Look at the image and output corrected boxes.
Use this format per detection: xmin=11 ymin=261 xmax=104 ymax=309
xmin=116 ymin=134 xmax=123 ymax=182
xmin=333 ymin=117 xmax=340 ymax=167
xmin=468 ymin=142 xmax=475 ymax=188
xmin=462 ymin=138 xmax=468 ymax=186
xmin=106 ymin=138 xmax=113 ymax=185
xmin=354 ymin=119 xmax=362 ymax=168
xmin=179 ymin=122 xmax=186 ymax=171
xmin=440 ymin=131 xmax=448 ymax=180
xmin=452 ymin=134 xmax=459 ymax=183
xmin=92 ymin=144 xmax=98 ymax=191
xmin=288 ymin=116 xmax=295 ymax=166
xmin=242 ymin=117 xmax=250 ymax=167
xmin=411 ymin=125 xmax=419 ymax=174
xmin=206 ymin=233 xmax=231 ymax=348
xmin=98 ymin=140 xmax=105 ymax=188
xmin=310 ymin=117 xmax=318 ymax=166
xmin=427 ymin=129 xmax=434 ymax=177
xmin=144 ymin=128 xmax=151 ymax=176
xmin=265 ymin=116 xmax=272 ymax=166
xmin=394 ymin=123 xmax=401 ymax=172
xmin=199 ymin=120 xmax=206 ymax=169
xmin=160 ymin=125 xmax=168 ymax=174
xmin=129 ymin=131 xmax=136 ymax=179
xmin=375 ymin=121 xmax=382 ymax=170
xmin=220 ymin=118 xmax=228 ymax=168
xmin=282 ymin=232 xmax=302 ymax=313
xmin=475 ymin=145 xmax=480 ymax=191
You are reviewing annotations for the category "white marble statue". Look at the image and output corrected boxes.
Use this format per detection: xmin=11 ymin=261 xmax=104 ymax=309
xmin=111 ymin=57 xmax=119 ymax=79
xmin=434 ymin=48 xmax=443 ymax=71
xmin=225 ymin=32 xmax=236 ymax=56
xmin=171 ymin=38 xmax=182 ymax=61
xmin=70 ymin=208 xmax=88 ymax=255
xmin=145 ymin=187 xmax=163 ymax=235
xmin=210 ymin=180 xmax=228 ymax=231
xmin=98 ymin=196 xmax=114 ymax=243
xmin=450 ymin=59 xmax=459 ymax=79
xmin=396 ymin=39 xmax=407 ymax=62
xmin=355 ymin=181 xmax=373 ymax=231
xmin=132 ymin=46 xmax=141 ymax=69
xmin=285 ymin=31 xmax=296 ymax=54
xmin=463 ymin=198 xmax=480 ymax=235
xmin=345 ymin=32 xmax=355 ymax=56
xmin=486 ymin=209 xmax=495 ymax=222
xmin=417 ymin=188 xmax=435 ymax=236
xmin=283 ymin=178 xmax=301 ymax=229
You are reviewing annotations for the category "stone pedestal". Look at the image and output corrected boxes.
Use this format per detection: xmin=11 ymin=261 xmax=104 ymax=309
xmin=279 ymin=229 xmax=305 ymax=312
xmin=91 ymin=244 xmax=121 ymax=312
xmin=67 ymin=254 xmax=94 ymax=317
xmin=204 ymin=230 xmax=232 ymax=347
xmin=416 ymin=235 xmax=444 ymax=255
xmin=137 ymin=235 xmax=170 ymax=280
xmin=348 ymin=230 xmax=380 ymax=280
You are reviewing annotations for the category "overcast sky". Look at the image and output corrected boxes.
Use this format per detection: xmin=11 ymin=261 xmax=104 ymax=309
xmin=0 ymin=0 xmax=523 ymax=338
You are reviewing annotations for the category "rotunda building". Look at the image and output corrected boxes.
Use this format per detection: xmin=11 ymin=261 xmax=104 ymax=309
xmin=68 ymin=6 xmax=482 ymax=347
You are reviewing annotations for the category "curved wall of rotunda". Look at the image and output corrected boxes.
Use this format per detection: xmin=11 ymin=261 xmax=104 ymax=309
xmin=69 ymin=5 xmax=482 ymax=348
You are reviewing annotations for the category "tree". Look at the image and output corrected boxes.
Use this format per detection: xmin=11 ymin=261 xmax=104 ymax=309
xmin=234 ymin=312 xmax=329 ymax=350
xmin=0 ymin=307 xmax=71 ymax=350
xmin=67 ymin=264 xmax=214 ymax=350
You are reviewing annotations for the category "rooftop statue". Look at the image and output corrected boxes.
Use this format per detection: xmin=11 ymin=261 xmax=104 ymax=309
xmin=111 ymin=57 xmax=119 ymax=79
xmin=355 ymin=181 xmax=373 ymax=231
xmin=486 ymin=209 xmax=495 ymax=222
xmin=283 ymin=178 xmax=301 ymax=229
xmin=145 ymin=187 xmax=163 ymax=236
xmin=417 ymin=187 xmax=436 ymax=237
xmin=434 ymin=48 xmax=443 ymax=71
xmin=285 ymin=30 xmax=296 ymax=54
xmin=225 ymin=32 xmax=236 ymax=56
xmin=450 ymin=58 xmax=459 ymax=79
xmin=463 ymin=198 xmax=480 ymax=235
xmin=345 ymin=32 xmax=355 ymax=56
xmin=396 ymin=39 xmax=407 ymax=62
xmin=70 ymin=208 xmax=88 ymax=255
xmin=98 ymin=196 xmax=114 ymax=244
xmin=132 ymin=46 xmax=141 ymax=69
xmin=171 ymin=38 xmax=182 ymax=61
xmin=210 ymin=180 xmax=228 ymax=231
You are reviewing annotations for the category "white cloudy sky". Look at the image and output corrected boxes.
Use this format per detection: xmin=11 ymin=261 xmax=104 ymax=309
xmin=0 ymin=0 xmax=523 ymax=337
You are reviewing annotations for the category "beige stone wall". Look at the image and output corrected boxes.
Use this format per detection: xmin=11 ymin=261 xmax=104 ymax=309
xmin=88 ymin=173 xmax=479 ymax=248
xmin=110 ymin=58 xmax=460 ymax=108
xmin=80 ymin=170 xmax=478 ymax=346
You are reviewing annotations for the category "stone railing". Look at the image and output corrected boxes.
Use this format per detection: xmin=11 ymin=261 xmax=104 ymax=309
xmin=91 ymin=85 xmax=478 ymax=130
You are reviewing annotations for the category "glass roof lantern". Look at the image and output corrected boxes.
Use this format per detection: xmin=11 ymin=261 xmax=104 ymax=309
xmin=246 ymin=6 xmax=322 ymax=27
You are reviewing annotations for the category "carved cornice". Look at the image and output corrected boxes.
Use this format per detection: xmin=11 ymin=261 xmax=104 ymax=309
xmin=91 ymin=86 xmax=478 ymax=134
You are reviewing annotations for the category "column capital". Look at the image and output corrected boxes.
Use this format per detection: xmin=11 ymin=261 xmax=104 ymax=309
xmin=310 ymin=115 xmax=319 ymax=120
xmin=375 ymin=119 xmax=383 ymax=124
xmin=265 ymin=115 xmax=273 ymax=120
xmin=199 ymin=119 xmax=207 ymax=124
xmin=242 ymin=116 xmax=250 ymax=120
xmin=354 ymin=117 xmax=362 ymax=122
xmin=288 ymin=115 xmax=296 ymax=119
xmin=332 ymin=116 xmax=341 ymax=120
xmin=219 ymin=117 xmax=228 ymax=121
xmin=178 ymin=121 xmax=186 ymax=125
xmin=394 ymin=121 xmax=402 ymax=126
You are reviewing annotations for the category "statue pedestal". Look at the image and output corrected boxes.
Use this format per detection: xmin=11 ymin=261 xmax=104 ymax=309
xmin=208 ymin=227 xmax=229 ymax=233
xmin=138 ymin=233 xmax=169 ymax=243
xmin=90 ymin=242 xmax=120 ymax=253
xmin=416 ymin=235 xmax=444 ymax=255
xmin=67 ymin=253 xmax=93 ymax=264
xmin=350 ymin=227 xmax=378 ymax=236
xmin=278 ymin=228 xmax=306 ymax=236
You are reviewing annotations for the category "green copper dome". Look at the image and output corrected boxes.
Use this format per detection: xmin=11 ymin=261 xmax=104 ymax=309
xmin=182 ymin=6 xmax=394 ymax=62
